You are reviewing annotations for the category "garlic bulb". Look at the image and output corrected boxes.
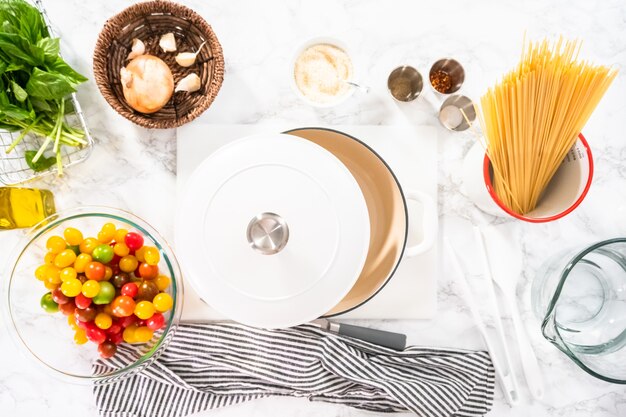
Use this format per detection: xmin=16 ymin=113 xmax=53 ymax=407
xmin=175 ymin=73 xmax=201 ymax=93
xmin=159 ymin=32 xmax=177 ymax=52
xmin=121 ymin=55 xmax=174 ymax=114
xmin=127 ymin=38 xmax=145 ymax=60
xmin=175 ymin=41 xmax=207 ymax=67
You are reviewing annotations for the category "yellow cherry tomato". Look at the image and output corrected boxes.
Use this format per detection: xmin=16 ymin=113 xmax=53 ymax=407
xmin=113 ymin=242 xmax=130 ymax=257
xmin=43 ymin=265 xmax=60 ymax=282
xmin=104 ymin=266 xmax=113 ymax=281
xmin=152 ymin=293 xmax=173 ymax=312
xmin=74 ymin=253 xmax=92 ymax=273
xmin=154 ymin=275 xmax=171 ymax=291
xmin=68 ymin=315 xmax=80 ymax=331
xmin=54 ymin=249 xmax=76 ymax=269
xmin=82 ymin=280 xmax=100 ymax=298
xmin=143 ymin=247 xmax=160 ymax=266
xmin=74 ymin=329 xmax=88 ymax=345
xmin=119 ymin=255 xmax=138 ymax=273
xmin=60 ymin=267 xmax=77 ymax=283
xmin=46 ymin=273 xmax=62 ymax=285
xmin=63 ymin=227 xmax=83 ymax=246
xmin=134 ymin=301 xmax=155 ymax=320
xmin=123 ymin=325 xmax=138 ymax=343
xmin=44 ymin=252 xmax=56 ymax=265
xmin=46 ymin=235 xmax=66 ymax=254
xmin=79 ymin=238 xmax=99 ymax=254
xmin=35 ymin=265 xmax=47 ymax=281
xmin=95 ymin=313 xmax=112 ymax=330
xmin=44 ymin=281 xmax=59 ymax=290
xmin=134 ymin=247 xmax=146 ymax=263
xmin=61 ymin=278 xmax=82 ymax=297
xmin=134 ymin=326 xmax=154 ymax=343
xmin=114 ymin=228 xmax=128 ymax=244
xmin=98 ymin=223 xmax=116 ymax=243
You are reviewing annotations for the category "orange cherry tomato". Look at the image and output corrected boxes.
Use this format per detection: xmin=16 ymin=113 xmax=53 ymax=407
xmin=111 ymin=295 xmax=136 ymax=318
xmin=138 ymin=263 xmax=158 ymax=279
xmin=85 ymin=262 xmax=106 ymax=281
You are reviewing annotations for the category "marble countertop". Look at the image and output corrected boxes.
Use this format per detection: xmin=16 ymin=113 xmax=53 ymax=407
xmin=1 ymin=0 xmax=626 ymax=416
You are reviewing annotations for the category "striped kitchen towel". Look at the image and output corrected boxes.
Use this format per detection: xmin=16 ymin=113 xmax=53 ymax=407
xmin=94 ymin=322 xmax=495 ymax=417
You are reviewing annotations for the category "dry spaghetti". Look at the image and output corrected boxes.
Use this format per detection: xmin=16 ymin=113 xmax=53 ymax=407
xmin=476 ymin=37 xmax=617 ymax=215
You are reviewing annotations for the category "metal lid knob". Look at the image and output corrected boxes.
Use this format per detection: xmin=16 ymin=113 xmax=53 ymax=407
xmin=246 ymin=212 xmax=289 ymax=255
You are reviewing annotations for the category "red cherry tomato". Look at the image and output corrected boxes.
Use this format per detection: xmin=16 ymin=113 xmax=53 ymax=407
xmin=107 ymin=332 xmax=124 ymax=345
xmin=111 ymin=295 xmax=136 ymax=317
xmin=146 ymin=313 xmax=165 ymax=331
xmin=111 ymin=254 xmax=121 ymax=266
xmin=77 ymin=320 xmax=95 ymax=331
xmin=75 ymin=306 xmax=97 ymax=322
xmin=87 ymin=327 xmax=107 ymax=344
xmin=74 ymin=293 xmax=92 ymax=309
xmin=124 ymin=232 xmax=144 ymax=251
xmin=121 ymin=282 xmax=138 ymax=298
xmin=98 ymin=341 xmax=117 ymax=358
xmin=59 ymin=300 xmax=76 ymax=316
xmin=51 ymin=288 xmax=69 ymax=305
xmin=106 ymin=322 xmax=123 ymax=336
xmin=85 ymin=262 xmax=106 ymax=281
xmin=118 ymin=315 xmax=137 ymax=328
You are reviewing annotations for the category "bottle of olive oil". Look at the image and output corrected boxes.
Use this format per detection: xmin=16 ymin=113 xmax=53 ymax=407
xmin=0 ymin=187 xmax=56 ymax=229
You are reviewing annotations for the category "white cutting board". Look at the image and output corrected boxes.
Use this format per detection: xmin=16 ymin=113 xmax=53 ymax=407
xmin=176 ymin=124 xmax=438 ymax=319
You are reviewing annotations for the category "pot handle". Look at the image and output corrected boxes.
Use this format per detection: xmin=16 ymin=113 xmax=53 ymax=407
xmin=404 ymin=189 xmax=438 ymax=257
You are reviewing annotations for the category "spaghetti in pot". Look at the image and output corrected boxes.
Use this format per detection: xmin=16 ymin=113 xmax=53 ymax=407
xmin=476 ymin=37 xmax=617 ymax=215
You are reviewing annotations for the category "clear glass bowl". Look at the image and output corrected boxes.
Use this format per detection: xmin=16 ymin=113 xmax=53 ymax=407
xmin=532 ymin=238 xmax=626 ymax=384
xmin=2 ymin=206 xmax=183 ymax=384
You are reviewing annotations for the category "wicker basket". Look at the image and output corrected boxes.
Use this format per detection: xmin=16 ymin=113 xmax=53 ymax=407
xmin=93 ymin=0 xmax=224 ymax=129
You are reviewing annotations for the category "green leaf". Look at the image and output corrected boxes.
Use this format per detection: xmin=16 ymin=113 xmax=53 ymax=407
xmin=0 ymin=0 xmax=48 ymax=43
xmin=5 ymin=63 xmax=24 ymax=72
xmin=0 ymin=103 xmax=32 ymax=120
xmin=10 ymin=80 xmax=27 ymax=102
xmin=30 ymin=97 xmax=52 ymax=112
xmin=24 ymin=150 xmax=55 ymax=172
xmin=1 ymin=20 xmax=16 ymax=35
xmin=46 ymin=57 xmax=88 ymax=86
xmin=37 ymin=37 xmax=60 ymax=63
xmin=0 ymin=83 xmax=9 ymax=107
xmin=25 ymin=67 xmax=76 ymax=100
xmin=0 ymin=32 xmax=44 ymax=66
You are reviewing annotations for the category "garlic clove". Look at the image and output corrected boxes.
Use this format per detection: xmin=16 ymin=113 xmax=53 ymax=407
xmin=175 ymin=52 xmax=197 ymax=67
xmin=175 ymin=41 xmax=207 ymax=67
xmin=159 ymin=32 xmax=177 ymax=52
xmin=175 ymin=73 xmax=201 ymax=93
xmin=127 ymin=38 xmax=145 ymax=60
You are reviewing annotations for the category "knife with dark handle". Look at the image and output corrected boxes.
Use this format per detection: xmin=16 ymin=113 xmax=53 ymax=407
xmin=311 ymin=319 xmax=407 ymax=351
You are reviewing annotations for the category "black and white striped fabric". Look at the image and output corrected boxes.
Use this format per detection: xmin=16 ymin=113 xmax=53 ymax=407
xmin=94 ymin=322 xmax=495 ymax=417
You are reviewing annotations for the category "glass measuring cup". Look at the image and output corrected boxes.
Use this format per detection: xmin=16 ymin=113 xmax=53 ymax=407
xmin=532 ymin=239 xmax=626 ymax=383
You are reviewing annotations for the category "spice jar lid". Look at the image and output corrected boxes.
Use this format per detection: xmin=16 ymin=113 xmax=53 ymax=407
xmin=175 ymin=133 xmax=370 ymax=328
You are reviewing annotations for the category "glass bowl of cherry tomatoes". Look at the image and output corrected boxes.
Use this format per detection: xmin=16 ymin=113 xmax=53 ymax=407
xmin=3 ymin=206 xmax=183 ymax=384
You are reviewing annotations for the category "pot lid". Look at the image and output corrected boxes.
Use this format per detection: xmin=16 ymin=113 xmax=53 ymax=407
xmin=175 ymin=133 xmax=370 ymax=328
